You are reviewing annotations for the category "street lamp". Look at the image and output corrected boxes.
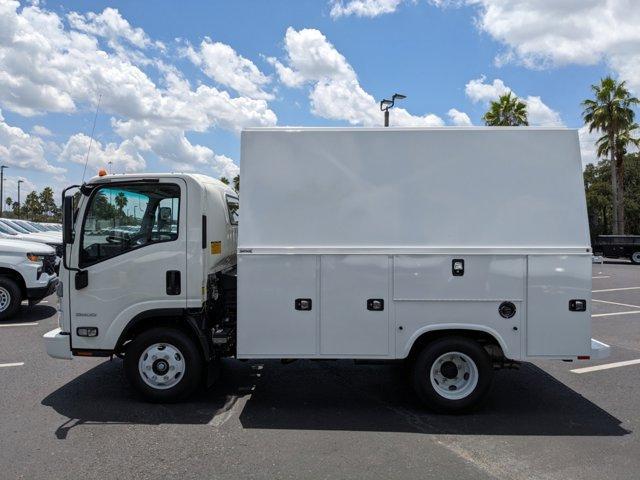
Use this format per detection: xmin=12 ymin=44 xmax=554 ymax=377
xmin=0 ymin=165 xmax=8 ymax=217
xmin=17 ymin=179 xmax=23 ymax=218
xmin=380 ymin=93 xmax=406 ymax=127
xmin=108 ymin=160 xmax=113 ymax=174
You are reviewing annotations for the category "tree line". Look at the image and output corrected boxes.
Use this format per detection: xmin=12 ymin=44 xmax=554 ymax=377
xmin=3 ymin=187 xmax=60 ymax=222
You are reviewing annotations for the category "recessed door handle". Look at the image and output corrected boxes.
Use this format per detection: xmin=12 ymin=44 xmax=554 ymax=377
xmin=166 ymin=270 xmax=181 ymax=295
xmin=295 ymin=298 xmax=312 ymax=311
xmin=367 ymin=299 xmax=384 ymax=311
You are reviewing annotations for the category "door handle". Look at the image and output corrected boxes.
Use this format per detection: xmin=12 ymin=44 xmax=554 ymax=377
xmin=75 ymin=270 xmax=88 ymax=289
xmin=166 ymin=270 xmax=181 ymax=295
xmin=367 ymin=299 xmax=384 ymax=311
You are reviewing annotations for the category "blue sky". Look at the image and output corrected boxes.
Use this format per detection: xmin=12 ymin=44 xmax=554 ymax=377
xmin=0 ymin=0 xmax=637 ymax=202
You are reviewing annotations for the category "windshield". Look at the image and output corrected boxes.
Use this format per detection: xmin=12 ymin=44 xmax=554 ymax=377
xmin=29 ymin=222 xmax=48 ymax=232
xmin=14 ymin=220 xmax=39 ymax=233
xmin=1 ymin=220 xmax=28 ymax=234
xmin=0 ymin=222 xmax=17 ymax=235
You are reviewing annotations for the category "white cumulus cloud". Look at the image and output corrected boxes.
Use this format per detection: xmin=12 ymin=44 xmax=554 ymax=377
xmin=0 ymin=110 xmax=65 ymax=174
xmin=58 ymin=133 xmax=145 ymax=174
xmin=273 ymin=27 xmax=443 ymax=127
xmin=447 ymin=108 xmax=473 ymax=126
xmin=465 ymin=76 xmax=562 ymax=126
xmin=330 ymin=0 xmax=405 ymax=18
xmin=0 ymin=1 xmax=277 ymax=179
xmin=182 ymin=38 xmax=273 ymax=100
xmin=436 ymin=0 xmax=640 ymax=92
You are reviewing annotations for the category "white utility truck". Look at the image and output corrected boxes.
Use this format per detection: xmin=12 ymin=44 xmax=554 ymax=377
xmin=44 ymin=127 xmax=609 ymax=412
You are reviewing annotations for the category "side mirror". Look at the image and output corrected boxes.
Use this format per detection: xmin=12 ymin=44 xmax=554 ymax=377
xmin=63 ymin=193 xmax=74 ymax=244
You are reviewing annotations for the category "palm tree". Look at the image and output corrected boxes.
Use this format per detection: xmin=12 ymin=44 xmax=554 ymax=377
xmin=483 ymin=93 xmax=528 ymax=126
xmin=583 ymin=77 xmax=639 ymax=234
xmin=114 ymin=192 xmax=128 ymax=216
xmin=233 ymin=175 xmax=240 ymax=193
xmin=596 ymin=123 xmax=640 ymax=160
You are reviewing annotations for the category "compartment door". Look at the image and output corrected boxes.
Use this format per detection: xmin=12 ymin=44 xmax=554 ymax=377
xmin=237 ymin=255 xmax=318 ymax=356
xmin=527 ymin=255 xmax=592 ymax=356
xmin=321 ymin=255 xmax=390 ymax=356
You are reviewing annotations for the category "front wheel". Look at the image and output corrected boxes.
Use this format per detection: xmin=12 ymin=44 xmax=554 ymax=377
xmin=0 ymin=277 xmax=22 ymax=320
xmin=631 ymin=251 xmax=640 ymax=265
xmin=412 ymin=336 xmax=494 ymax=413
xmin=124 ymin=327 xmax=203 ymax=402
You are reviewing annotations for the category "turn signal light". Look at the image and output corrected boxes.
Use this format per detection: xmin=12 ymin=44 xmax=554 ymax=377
xmin=98 ymin=168 xmax=107 ymax=177
xmin=26 ymin=253 xmax=42 ymax=262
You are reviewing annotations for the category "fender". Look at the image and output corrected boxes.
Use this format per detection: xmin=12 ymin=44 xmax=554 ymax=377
xmin=401 ymin=323 xmax=510 ymax=360
xmin=114 ymin=308 xmax=211 ymax=360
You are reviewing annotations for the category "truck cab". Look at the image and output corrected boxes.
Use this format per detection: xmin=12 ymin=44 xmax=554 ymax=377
xmin=45 ymin=174 xmax=238 ymax=376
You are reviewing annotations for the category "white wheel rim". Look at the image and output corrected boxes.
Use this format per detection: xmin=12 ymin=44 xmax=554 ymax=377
xmin=0 ymin=287 xmax=11 ymax=312
xmin=632 ymin=252 xmax=640 ymax=263
xmin=138 ymin=343 xmax=186 ymax=390
xmin=429 ymin=351 xmax=479 ymax=400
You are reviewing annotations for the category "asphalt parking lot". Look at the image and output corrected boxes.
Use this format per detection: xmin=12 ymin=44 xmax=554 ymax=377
xmin=1 ymin=261 xmax=639 ymax=480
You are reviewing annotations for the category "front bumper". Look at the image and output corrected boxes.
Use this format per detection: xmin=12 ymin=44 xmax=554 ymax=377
xmin=43 ymin=328 xmax=72 ymax=360
xmin=591 ymin=338 xmax=610 ymax=360
xmin=26 ymin=277 xmax=59 ymax=305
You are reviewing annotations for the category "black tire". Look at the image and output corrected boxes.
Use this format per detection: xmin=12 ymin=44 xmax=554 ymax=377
xmin=124 ymin=327 xmax=203 ymax=403
xmin=411 ymin=336 xmax=494 ymax=413
xmin=0 ymin=276 xmax=22 ymax=321
xmin=631 ymin=251 xmax=640 ymax=265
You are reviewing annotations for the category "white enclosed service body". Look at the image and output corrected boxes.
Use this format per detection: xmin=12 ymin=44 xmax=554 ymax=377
xmin=44 ymin=127 xmax=609 ymax=409
xmin=237 ymin=127 xmax=607 ymax=361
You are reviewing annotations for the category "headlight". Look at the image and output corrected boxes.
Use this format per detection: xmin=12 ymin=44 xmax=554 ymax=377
xmin=26 ymin=253 xmax=44 ymax=262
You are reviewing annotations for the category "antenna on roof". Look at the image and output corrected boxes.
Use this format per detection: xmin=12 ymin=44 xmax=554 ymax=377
xmin=81 ymin=93 xmax=102 ymax=183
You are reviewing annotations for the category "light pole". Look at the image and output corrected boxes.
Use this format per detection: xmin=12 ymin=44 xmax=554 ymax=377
xmin=17 ymin=179 xmax=23 ymax=218
xmin=380 ymin=93 xmax=406 ymax=127
xmin=108 ymin=160 xmax=113 ymax=174
xmin=0 ymin=165 xmax=8 ymax=217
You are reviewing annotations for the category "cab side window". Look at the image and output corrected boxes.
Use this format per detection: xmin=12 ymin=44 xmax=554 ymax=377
xmin=80 ymin=183 xmax=180 ymax=267
xmin=226 ymin=195 xmax=239 ymax=225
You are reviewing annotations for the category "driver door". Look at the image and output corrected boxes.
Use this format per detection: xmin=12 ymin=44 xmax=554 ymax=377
xmin=69 ymin=179 xmax=187 ymax=351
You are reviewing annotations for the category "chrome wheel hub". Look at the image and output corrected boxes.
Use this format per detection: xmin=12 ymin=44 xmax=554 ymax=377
xmin=0 ymin=287 xmax=11 ymax=312
xmin=429 ymin=351 xmax=479 ymax=400
xmin=138 ymin=343 xmax=185 ymax=390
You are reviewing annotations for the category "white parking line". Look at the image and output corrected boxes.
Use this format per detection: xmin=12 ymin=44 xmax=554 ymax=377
xmin=572 ymin=359 xmax=640 ymax=374
xmin=592 ymin=299 xmax=640 ymax=309
xmin=0 ymin=322 xmax=38 ymax=328
xmin=592 ymin=275 xmax=611 ymax=279
xmin=593 ymin=286 xmax=640 ymax=293
xmin=0 ymin=362 xmax=24 ymax=368
xmin=592 ymin=310 xmax=640 ymax=317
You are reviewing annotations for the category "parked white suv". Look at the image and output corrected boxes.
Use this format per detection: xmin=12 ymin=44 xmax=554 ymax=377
xmin=0 ymin=238 xmax=58 ymax=319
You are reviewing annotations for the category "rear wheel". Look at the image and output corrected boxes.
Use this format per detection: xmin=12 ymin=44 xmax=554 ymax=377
xmin=0 ymin=277 xmax=22 ymax=320
xmin=631 ymin=251 xmax=640 ymax=265
xmin=412 ymin=336 xmax=494 ymax=413
xmin=124 ymin=327 xmax=203 ymax=402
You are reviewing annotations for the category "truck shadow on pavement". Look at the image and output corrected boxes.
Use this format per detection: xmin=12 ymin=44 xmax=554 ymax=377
xmin=1 ymin=304 xmax=57 ymax=324
xmin=42 ymin=359 xmax=629 ymax=439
